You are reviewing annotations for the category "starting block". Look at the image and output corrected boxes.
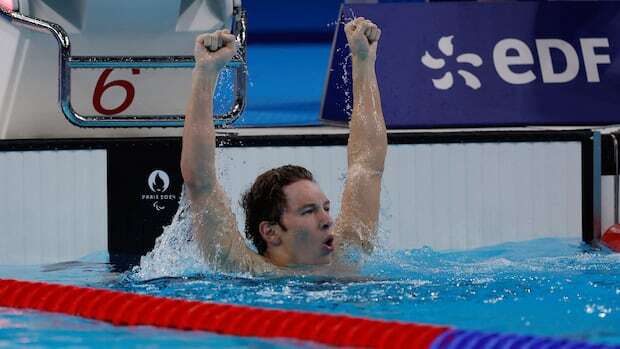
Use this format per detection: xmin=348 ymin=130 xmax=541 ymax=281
xmin=0 ymin=0 xmax=246 ymax=138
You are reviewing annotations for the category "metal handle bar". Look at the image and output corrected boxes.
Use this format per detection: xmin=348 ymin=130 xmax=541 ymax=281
xmin=611 ymin=133 xmax=619 ymax=225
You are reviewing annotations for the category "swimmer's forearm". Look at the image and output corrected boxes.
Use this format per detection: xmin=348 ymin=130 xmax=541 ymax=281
xmin=348 ymin=58 xmax=387 ymax=173
xmin=181 ymin=70 xmax=219 ymax=194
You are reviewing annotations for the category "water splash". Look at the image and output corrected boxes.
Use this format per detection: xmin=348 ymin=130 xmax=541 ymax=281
xmin=332 ymin=46 xmax=353 ymax=118
xmin=341 ymin=51 xmax=353 ymax=118
xmin=330 ymin=10 xmax=357 ymax=119
xmin=131 ymin=188 xmax=210 ymax=281
xmin=376 ymin=180 xmax=393 ymax=252
xmin=343 ymin=7 xmax=357 ymax=23
xmin=213 ymin=67 xmax=235 ymax=118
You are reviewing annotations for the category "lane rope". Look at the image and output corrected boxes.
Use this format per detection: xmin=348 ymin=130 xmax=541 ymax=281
xmin=1 ymin=279 xmax=617 ymax=348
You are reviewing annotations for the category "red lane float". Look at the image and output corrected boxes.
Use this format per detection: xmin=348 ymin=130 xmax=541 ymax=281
xmin=0 ymin=279 xmax=448 ymax=348
xmin=602 ymin=224 xmax=620 ymax=252
xmin=0 ymin=0 xmax=13 ymax=12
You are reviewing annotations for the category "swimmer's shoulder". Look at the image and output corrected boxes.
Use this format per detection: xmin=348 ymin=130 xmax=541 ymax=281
xmin=226 ymin=249 xmax=281 ymax=275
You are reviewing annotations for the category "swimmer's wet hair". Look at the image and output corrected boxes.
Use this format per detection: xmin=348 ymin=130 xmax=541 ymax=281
xmin=241 ymin=165 xmax=314 ymax=255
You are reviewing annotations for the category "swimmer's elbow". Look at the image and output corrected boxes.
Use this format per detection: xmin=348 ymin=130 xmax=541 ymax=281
xmin=182 ymin=172 xmax=216 ymax=197
xmin=348 ymin=158 xmax=386 ymax=177
xmin=368 ymin=158 xmax=386 ymax=175
xmin=348 ymin=144 xmax=387 ymax=174
xmin=182 ymin=163 xmax=217 ymax=195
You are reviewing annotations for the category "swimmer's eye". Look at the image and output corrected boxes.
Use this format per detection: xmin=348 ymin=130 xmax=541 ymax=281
xmin=300 ymin=205 xmax=329 ymax=215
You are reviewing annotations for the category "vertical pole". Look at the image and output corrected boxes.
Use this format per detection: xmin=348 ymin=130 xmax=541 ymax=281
xmin=592 ymin=131 xmax=602 ymax=241
xmin=612 ymin=133 xmax=619 ymax=225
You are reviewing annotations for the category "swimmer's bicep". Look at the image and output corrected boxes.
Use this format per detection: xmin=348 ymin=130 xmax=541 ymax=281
xmin=335 ymin=167 xmax=382 ymax=253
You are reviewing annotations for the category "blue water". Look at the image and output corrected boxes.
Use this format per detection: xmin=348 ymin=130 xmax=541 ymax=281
xmin=1 ymin=238 xmax=619 ymax=348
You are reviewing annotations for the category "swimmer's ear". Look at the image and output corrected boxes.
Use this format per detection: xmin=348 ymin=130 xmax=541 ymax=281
xmin=259 ymin=221 xmax=282 ymax=246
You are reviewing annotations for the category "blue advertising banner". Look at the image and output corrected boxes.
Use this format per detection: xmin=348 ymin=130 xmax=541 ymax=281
xmin=321 ymin=2 xmax=620 ymax=128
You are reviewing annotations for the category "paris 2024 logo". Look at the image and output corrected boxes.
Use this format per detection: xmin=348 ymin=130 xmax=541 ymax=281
xmin=141 ymin=169 xmax=176 ymax=211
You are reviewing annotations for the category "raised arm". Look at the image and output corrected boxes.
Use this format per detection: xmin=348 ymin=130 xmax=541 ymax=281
xmin=181 ymin=31 xmax=235 ymax=194
xmin=181 ymin=31 xmax=257 ymax=271
xmin=335 ymin=18 xmax=387 ymax=253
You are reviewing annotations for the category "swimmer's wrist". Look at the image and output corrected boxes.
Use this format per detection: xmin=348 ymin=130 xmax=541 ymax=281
xmin=352 ymin=55 xmax=376 ymax=66
xmin=192 ymin=68 xmax=219 ymax=85
xmin=351 ymin=57 xmax=376 ymax=76
xmin=194 ymin=66 xmax=219 ymax=74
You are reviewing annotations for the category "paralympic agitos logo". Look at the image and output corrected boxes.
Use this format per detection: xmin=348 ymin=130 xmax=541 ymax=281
xmin=421 ymin=35 xmax=611 ymax=90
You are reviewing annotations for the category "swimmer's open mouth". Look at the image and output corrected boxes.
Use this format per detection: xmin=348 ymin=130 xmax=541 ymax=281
xmin=323 ymin=236 xmax=335 ymax=250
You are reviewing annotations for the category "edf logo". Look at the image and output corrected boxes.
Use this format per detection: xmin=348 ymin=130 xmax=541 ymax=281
xmin=422 ymin=35 xmax=611 ymax=89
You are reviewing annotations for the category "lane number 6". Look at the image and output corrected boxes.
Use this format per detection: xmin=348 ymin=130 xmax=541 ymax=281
xmin=92 ymin=69 xmax=141 ymax=115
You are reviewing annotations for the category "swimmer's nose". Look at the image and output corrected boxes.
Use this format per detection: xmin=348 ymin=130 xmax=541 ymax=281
xmin=319 ymin=209 xmax=333 ymax=230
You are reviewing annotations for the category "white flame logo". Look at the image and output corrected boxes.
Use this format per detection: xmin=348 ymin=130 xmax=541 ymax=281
xmin=421 ymin=36 xmax=483 ymax=90
xmin=148 ymin=170 xmax=170 ymax=193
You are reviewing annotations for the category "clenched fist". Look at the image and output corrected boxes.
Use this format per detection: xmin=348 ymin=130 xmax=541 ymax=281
xmin=345 ymin=17 xmax=381 ymax=62
xmin=194 ymin=29 xmax=238 ymax=74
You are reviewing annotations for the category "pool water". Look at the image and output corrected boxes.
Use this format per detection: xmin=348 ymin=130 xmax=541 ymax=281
xmin=1 ymin=238 xmax=619 ymax=348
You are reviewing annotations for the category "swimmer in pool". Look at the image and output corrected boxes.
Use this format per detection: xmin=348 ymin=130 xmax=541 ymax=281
xmin=181 ymin=17 xmax=385 ymax=274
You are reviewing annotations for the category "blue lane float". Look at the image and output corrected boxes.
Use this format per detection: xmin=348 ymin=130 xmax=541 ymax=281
xmin=429 ymin=329 xmax=618 ymax=349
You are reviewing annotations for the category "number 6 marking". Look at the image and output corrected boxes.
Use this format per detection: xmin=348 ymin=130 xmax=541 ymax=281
xmin=93 ymin=69 xmax=141 ymax=115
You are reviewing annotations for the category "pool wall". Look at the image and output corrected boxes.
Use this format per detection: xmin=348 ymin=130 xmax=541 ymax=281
xmin=0 ymin=149 xmax=108 ymax=265
xmin=0 ymin=130 xmax=596 ymax=265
